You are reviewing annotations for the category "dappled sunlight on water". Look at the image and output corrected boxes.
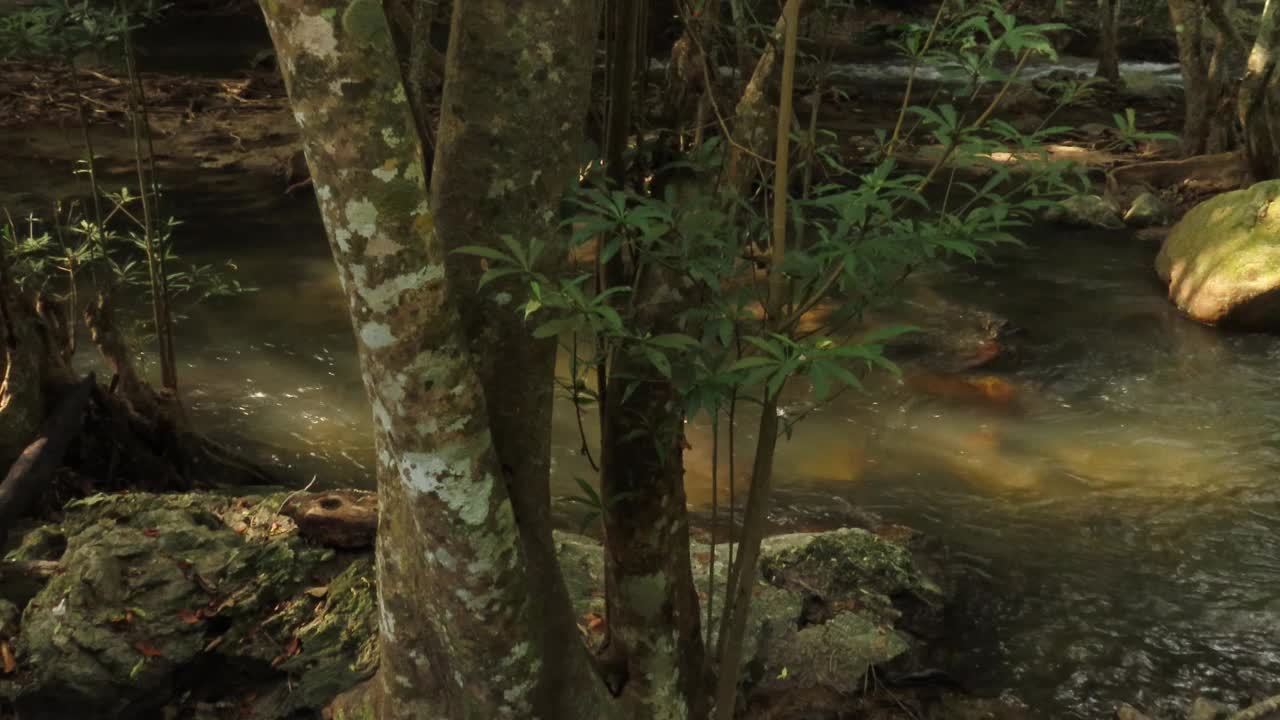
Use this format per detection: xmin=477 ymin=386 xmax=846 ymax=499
xmin=56 ymin=162 xmax=1280 ymax=718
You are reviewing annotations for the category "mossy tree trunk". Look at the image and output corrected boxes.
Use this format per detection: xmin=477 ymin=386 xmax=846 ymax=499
xmin=428 ymin=0 xmax=610 ymax=714
xmin=257 ymin=2 xmax=607 ymax=718
xmin=600 ymin=275 xmax=708 ymax=717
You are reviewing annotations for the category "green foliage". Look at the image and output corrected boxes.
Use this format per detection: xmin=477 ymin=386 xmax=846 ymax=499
xmin=2 ymin=186 xmax=253 ymax=334
xmin=1110 ymin=107 xmax=1179 ymax=150
xmin=457 ymin=0 xmax=1085 ymax=456
xmin=0 ymin=0 xmax=167 ymax=61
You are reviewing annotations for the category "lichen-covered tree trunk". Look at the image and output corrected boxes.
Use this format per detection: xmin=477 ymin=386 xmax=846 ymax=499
xmin=600 ymin=276 xmax=707 ymax=718
xmin=427 ymin=0 xmax=610 ymax=715
xmin=1241 ymin=0 xmax=1280 ymax=178
xmin=1095 ymin=0 xmax=1121 ymax=81
xmin=257 ymin=3 xmax=599 ymax=718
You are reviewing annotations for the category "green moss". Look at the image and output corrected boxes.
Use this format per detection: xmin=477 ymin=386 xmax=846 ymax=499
xmin=342 ymin=0 xmax=390 ymax=47
xmin=761 ymin=529 xmax=941 ymax=623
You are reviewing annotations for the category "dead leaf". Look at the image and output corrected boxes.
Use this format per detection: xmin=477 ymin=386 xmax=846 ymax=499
xmin=2 ymin=642 xmax=16 ymax=674
xmin=178 ymin=609 xmax=202 ymax=625
xmin=134 ymin=641 xmax=164 ymax=658
xmin=271 ymin=636 xmax=302 ymax=667
xmin=303 ymin=585 xmax=329 ymax=599
xmin=142 ymin=528 xmax=160 ymax=538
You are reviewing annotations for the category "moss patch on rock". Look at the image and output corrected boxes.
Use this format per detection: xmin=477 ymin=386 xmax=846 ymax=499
xmin=1156 ymin=180 xmax=1280 ymax=329
xmin=2 ymin=492 xmax=376 ymax=720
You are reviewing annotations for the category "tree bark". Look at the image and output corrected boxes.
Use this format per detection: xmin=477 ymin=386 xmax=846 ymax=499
xmin=1171 ymin=0 xmax=1243 ymax=154
xmin=1240 ymin=0 xmax=1280 ymax=178
xmin=1095 ymin=0 xmax=1122 ymax=82
xmin=258 ymin=3 xmax=599 ymax=717
xmin=1171 ymin=0 xmax=1219 ymax=154
xmin=600 ymin=279 xmax=707 ymax=718
xmin=429 ymin=0 xmax=612 ymax=715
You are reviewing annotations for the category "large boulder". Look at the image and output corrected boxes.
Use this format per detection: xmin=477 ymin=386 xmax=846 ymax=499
xmin=1 ymin=492 xmax=377 ymax=720
xmin=1155 ymin=180 xmax=1280 ymax=329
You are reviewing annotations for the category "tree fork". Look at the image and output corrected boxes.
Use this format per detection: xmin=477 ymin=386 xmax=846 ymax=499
xmin=259 ymin=2 xmax=600 ymax=717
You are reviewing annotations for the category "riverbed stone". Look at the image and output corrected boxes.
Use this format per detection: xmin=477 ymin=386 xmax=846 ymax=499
xmin=1116 ymin=703 xmax=1156 ymax=720
xmin=1155 ymin=180 xmax=1280 ymax=329
xmin=1124 ymin=191 xmax=1174 ymax=227
xmin=3 ymin=494 xmax=943 ymax=720
xmin=1186 ymin=696 xmax=1233 ymax=720
xmin=1044 ymin=194 xmax=1125 ymax=229
xmin=2 ymin=491 xmax=376 ymax=720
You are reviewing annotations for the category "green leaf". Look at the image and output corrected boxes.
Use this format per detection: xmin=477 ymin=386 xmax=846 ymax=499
xmin=452 ymin=245 xmax=511 ymax=262
xmin=478 ymin=267 xmax=519 ymax=289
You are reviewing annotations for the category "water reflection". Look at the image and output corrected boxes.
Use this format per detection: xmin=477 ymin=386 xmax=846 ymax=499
xmin=135 ymin=171 xmax=1280 ymax=717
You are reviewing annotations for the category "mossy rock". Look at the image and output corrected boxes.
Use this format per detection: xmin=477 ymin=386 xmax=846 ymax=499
xmin=1124 ymin=191 xmax=1174 ymax=228
xmin=3 ymin=492 xmax=376 ymax=720
xmin=1044 ymin=194 xmax=1124 ymax=229
xmin=760 ymin=529 xmax=944 ymax=627
xmin=1156 ymin=180 xmax=1280 ymax=329
xmin=556 ymin=528 xmax=939 ymax=718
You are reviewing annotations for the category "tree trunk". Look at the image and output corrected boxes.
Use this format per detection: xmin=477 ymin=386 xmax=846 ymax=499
xmin=428 ymin=0 xmax=611 ymax=715
xmin=258 ymin=3 xmax=601 ymax=718
xmin=1240 ymin=0 xmax=1280 ymax=178
xmin=1171 ymin=0 xmax=1243 ymax=154
xmin=600 ymin=276 xmax=707 ymax=717
xmin=1171 ymin=0 xmax=1218 ymax=154
xmin=1095 ymin=0 xmax=1122 ymax=82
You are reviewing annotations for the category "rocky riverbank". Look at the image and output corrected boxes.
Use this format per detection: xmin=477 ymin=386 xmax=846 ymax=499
xmin=0 ymin=489 xmax=1033 ymax=720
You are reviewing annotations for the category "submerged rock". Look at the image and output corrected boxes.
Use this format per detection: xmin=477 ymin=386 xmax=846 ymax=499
xmin=1124 ymin=191 xmax=1174 ymax=227
xmin=1044 ymin=194 xmax=1125 ymax=229
xmin=1156 ymin=180 xmax=1280 ymax=329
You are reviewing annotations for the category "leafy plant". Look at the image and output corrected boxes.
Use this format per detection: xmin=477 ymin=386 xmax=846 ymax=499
xmin=1110 ymin=107 xmax=1179 ymax=150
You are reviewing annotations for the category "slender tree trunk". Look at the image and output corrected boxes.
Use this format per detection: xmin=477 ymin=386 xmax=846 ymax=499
xmin=606 ymin=0 xmax=642 ymax=188
xmin=1171 ymin=0 xmax=1217 ymax=154
xmin=259 ymin=3 xmax=602 ymax=718
xmin=1241 ymin=0 xmax=1280 ymax=178
xmin=713 ymin=3 xmax=800 ymax=718
xmin=600 ymin=284 xmax=708 ymax=718
xmin=1172 ymin=0 xmax=1244 ymax=154
xmin=428 ymin=0 xmax=610 ymax=715
xmin=1095 ymin=0 xmax=1122 ymax=82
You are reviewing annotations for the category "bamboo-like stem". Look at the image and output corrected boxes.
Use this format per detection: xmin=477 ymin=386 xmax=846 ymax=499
xmin=886 ymin=0 xmax=948 ymax=156
xmin=711 ymin=2 xmax=799 ymax=717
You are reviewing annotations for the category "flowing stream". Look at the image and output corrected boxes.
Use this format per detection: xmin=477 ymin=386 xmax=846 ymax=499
xmin=4 ymin=40 xmax=1276 ymax=717
xmin=160 ymin=165 xmax=1280 ymax=720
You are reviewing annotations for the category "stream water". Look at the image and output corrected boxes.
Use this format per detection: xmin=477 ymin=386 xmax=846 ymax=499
xmin=3 ymin=31 xmax=1275 ymax=717
xmin=156 ymin=166 xmax=1280 ymax=719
